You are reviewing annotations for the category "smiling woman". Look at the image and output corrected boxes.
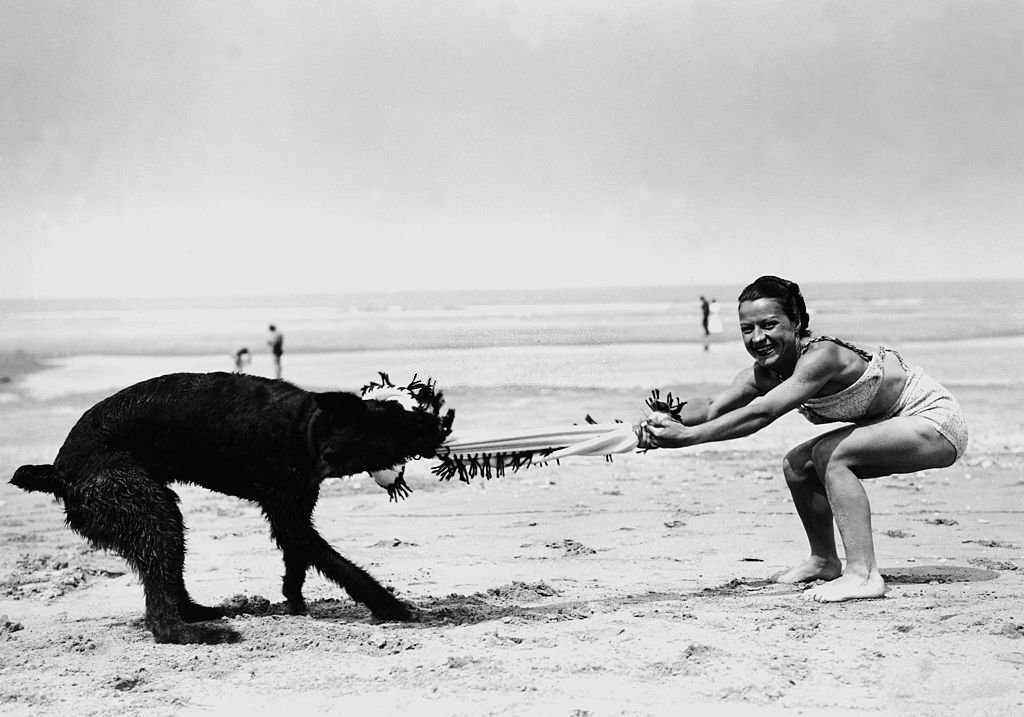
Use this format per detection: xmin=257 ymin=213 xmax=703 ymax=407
xmin=638 ymin=275 xmax=969 ymax=603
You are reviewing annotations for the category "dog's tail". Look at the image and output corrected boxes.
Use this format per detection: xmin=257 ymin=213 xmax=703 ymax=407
xmin=10 ymin=464 xmax=64 ymax=497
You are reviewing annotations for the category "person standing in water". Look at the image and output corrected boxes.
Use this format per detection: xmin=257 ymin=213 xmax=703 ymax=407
xmin=699 ymin=296 xmax=711 ymax=350
xmin=267 ymin=325 xmax=284 ymax=379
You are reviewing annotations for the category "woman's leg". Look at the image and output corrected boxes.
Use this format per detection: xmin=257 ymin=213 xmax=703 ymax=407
xmin=802 ymin=416 xmax=956 ymax=602
xmin=774 ymin=434 xmax=843 ymax=583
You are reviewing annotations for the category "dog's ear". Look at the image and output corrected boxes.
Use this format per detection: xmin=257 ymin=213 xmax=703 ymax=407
xmin=314 ymin=392 xmax=366 ymax=420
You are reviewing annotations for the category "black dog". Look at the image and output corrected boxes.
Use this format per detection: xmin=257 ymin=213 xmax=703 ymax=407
xmin=11 ymin=372 xmax=450 ymax=644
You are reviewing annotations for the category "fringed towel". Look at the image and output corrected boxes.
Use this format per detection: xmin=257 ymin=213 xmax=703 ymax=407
xmin=360 ymin=373 xmax=684 ymax=501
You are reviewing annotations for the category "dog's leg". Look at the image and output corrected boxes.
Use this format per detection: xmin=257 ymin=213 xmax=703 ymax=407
xmin=177 ymin=586 xmax=225 ymax=623
xmin=265 ymin=507 xmax=414 ymax=622
xmin=260 ymin=500 xmax=313 ymax=614
xmin=62 ymin=460 xmax=240 ymax=644
xmin=281 ymin=551 xmax=311 ymax=615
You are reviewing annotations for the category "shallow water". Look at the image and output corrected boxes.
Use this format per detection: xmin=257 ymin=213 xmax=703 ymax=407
xmin=3 ymin=280 xmax=1023 ymax=354
xmin=4 ymin=279 xmax=1022 ymax=400
xmin=14 ymin=335 xmax=1024 ymax=404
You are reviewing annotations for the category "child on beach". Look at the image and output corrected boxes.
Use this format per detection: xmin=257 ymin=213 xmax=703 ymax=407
xmin=231 ymin=347 xmax=251 ymax=374
xmin=638 ymin=275 xmax=968 ymax=602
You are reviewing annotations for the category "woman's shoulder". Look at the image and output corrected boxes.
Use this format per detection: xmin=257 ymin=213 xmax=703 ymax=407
xmin=796 ymin=336 xmax=880 ymax=392
xmin=793 ymin=339 xmax=857 ymax=383
xmin=801 ymin=335 xmax=874 ymax=361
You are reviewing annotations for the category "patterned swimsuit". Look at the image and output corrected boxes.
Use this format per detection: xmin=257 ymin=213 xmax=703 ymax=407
xmin=796 ymin=336 xmax=968 ymax=460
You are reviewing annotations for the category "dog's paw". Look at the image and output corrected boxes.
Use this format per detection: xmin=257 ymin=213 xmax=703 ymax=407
xmin=401 ymin=603 xmax=424 ymax=623
xmin=286 ymin=599 xmax=309 ymax=616
xmin=370 ymin=599 xmax=418 ymax=623
xmin=179 ymin=602 xmax=227 ymax=623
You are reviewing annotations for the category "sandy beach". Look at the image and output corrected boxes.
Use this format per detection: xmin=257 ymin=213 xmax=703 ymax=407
xmin=4 ymin=0 xmax=1023 ymax=710
xmin=1 ymin=339 xmax=1022 ymax=717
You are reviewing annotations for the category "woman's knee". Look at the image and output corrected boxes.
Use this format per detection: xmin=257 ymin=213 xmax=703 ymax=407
xmin=782 ymin=445 xmax=815 ymax=484
xmin=809 ymin=434 xmax=848 ymax=478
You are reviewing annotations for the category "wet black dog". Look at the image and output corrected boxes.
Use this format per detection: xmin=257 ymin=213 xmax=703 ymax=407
xmin=11 ymin=372 xmax=450 ymax=644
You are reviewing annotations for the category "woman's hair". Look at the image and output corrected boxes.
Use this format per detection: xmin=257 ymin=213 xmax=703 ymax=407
xmin=737 ymin=276 xmax=811 ymax=338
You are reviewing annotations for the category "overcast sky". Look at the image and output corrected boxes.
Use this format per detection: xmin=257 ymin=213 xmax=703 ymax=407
xmin=2 ymin=0 xmax=1022 ymax=298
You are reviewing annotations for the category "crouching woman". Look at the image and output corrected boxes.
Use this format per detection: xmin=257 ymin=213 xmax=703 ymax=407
xmin=639 ymin=276 xmax=967 ymax=602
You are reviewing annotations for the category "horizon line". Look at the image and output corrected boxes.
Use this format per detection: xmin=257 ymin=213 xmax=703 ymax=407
xmin=1 ymin=275 xmax=1022 ymax=303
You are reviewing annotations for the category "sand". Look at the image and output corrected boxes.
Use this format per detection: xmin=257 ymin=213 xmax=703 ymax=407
xmin=1 ymin=358 xmax=1022 ymax=716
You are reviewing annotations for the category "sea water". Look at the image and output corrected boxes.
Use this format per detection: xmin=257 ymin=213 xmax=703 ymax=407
xmin=3 ymin=280 xmax=1023 ymax=400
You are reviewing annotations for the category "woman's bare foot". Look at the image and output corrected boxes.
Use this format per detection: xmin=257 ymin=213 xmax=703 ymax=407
xmin=800 ymin=571 xmax=886 ymax=602
xmin=771 ymin=556 xmax=842 ymax=584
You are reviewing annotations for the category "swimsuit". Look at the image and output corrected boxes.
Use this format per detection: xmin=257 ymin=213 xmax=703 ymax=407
xmin=796 ymin=336 xmax=968 ymax=460
xmin=797 ymin=336 xmax=890 ymax=424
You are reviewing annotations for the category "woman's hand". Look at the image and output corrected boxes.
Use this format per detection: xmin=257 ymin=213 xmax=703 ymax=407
xmin=636 ymin=411 xmax=696 ymax=449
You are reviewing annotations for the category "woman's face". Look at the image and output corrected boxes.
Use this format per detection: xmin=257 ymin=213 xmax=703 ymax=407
xmin=738 ymin=298 xmax=802 ymax=371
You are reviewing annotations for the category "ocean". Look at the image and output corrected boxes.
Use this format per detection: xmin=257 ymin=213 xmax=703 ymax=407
xmin=3 ymin=280 xmax=1023 ymax=401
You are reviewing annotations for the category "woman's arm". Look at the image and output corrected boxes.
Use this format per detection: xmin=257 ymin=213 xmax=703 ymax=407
xmin=677 ymin=367 xmax=763 ymax=425
xmin=645 ymin=350 xmax=839 ymax=448
xmin=637 ymin=367 xmax=760 ymax=446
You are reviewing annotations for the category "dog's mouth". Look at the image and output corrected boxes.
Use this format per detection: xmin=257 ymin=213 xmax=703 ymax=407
xmin=410 ymin=409 xmax=454 ymax=460
xmin=411 ymin=429 xmax=449 ymax=460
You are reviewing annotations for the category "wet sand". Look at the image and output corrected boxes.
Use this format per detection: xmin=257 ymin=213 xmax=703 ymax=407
xmin=1 ymin=356 xmax=1022 ymax=715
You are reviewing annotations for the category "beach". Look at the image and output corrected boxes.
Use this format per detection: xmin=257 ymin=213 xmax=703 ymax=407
xmin=1 ymin=283 xmax=1023 ymax=715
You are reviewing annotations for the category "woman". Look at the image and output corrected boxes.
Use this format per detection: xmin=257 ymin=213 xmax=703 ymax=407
xmin=639 ymin=276 xmax=967 ymax=602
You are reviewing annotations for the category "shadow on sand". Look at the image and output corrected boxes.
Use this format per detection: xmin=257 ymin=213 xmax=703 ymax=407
xmin=212 ymin=565 xmax=1003 ymax=631
xmin=880 ymin=564 xmax=1000 ymax=584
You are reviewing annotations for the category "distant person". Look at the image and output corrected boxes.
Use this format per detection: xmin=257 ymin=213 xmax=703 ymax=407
xmin=638 ymin=276 xmax=967 ymax=603
xmin=707 ymin=298 xmax=724 ymax=337
xmin=699 ymin=296 xmax=710 ymax=350
xmin=231 ymin=348 xmax=251 ymax=374
xmin=267 ymin=325 xmax=284 ymax=379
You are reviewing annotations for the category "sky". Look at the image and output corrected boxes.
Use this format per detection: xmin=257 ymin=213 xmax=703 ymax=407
xmin=2 ymin=0 xmax=1022 ymax=299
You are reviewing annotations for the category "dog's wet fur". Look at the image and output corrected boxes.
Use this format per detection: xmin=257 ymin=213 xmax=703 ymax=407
xmin=11 ymin=372 xmax=450 ymax=644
